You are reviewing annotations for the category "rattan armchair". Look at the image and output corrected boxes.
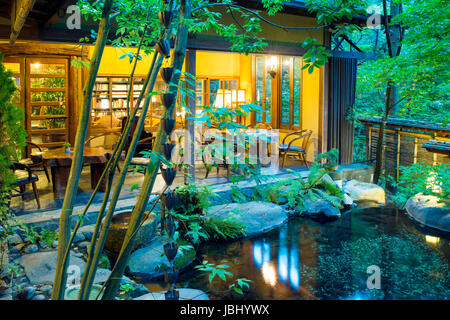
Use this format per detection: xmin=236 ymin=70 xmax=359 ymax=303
xmin=279 ymin=129 xmax=312 ymax=169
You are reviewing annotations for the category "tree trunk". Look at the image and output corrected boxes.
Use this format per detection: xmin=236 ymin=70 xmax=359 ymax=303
xmin=373 ymin=84 xmax=393 ymax=184
xmin=51 ymin=0 xmax=114 ymax=300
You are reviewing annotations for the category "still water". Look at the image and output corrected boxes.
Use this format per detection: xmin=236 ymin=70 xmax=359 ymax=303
xmin=145 ymin=207 xmax=450 ymax=300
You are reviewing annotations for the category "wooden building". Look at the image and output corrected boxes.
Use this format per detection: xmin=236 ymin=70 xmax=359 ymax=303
xmin=0 ymin=0 xmax=366 ymax=164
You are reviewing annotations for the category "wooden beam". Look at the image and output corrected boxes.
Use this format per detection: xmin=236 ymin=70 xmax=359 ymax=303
xmin=10 ymin=0 xmax=37 ymax=44
xmin=0 ymin=42 xmax=87 ymax=56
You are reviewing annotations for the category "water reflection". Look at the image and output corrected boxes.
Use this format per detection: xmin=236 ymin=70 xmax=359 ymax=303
xmin=155 ymin=208 xmax=450 ymax=300
xmin=252 ymin=224 xmax=301 ymax=292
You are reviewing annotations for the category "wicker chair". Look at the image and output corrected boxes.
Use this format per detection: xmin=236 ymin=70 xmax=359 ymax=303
xmin=85 ymin=132 xmax=122 ymax=173
xmin=279 ymin=129 xmax=312 ymax=169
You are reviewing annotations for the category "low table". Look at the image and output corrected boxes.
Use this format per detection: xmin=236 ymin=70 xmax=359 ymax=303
xmin=33 ymin=146 xmax=120 ymax=199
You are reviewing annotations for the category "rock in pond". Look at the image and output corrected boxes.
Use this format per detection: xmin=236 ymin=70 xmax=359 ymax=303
xmin=343 ymin=180 xmax=385 ymax=204
xmin=303 ymin=197 xmax=341 ymax=220
xmin=207 ymin=201 xmax=287 ymax=238
xmin=134 ymin=288 xmax=209 ymax=300
xmin=127 ymin=238 xmax=196 ymax=279
xmin=20 ymin=251 xmax=85 ymax=285
xmin=405 ymin=194 xmax=450 ymax=233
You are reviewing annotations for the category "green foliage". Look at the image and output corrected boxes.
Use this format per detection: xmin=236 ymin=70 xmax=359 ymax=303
xmin=383 ymin=162 xmax=450 ymax=209
xmin=353 ymin=0 xmax=450 ymax=160
xmin=171 ymin=184 xmax=246 ymax=242
xmin=38 ymin=229 xmax=59 ymax=248
xmin=264 ymin=149 xmax=344 ymax=213
xmin=202 ymin=216 xmax=246 ymax=241
xmin=0 ymin=55 xmax=26 ymax=189
xmin=173 ymin=184 xmax=216 ymax=216
xmin=195 ymin=260 xmax=233 ymax=283
xmin=118 ymin=283 xmax=135 ymax=299
xmin=195 ymin=260 xmax=252 ymax=296
xmin=99 ymin=254 xmax=111 ymax=270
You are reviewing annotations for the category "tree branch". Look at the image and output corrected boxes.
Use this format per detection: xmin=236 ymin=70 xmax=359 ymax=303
xmin=192 ymin=3 xmax=329 ymax=31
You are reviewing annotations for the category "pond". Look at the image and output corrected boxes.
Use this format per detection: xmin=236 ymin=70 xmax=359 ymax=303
xmin=144 ymin=207 xmax=450 ymax=300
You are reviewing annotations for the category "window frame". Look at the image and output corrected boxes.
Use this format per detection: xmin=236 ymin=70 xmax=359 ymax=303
xmin=252 ymin=54 xmax=303 ymax=130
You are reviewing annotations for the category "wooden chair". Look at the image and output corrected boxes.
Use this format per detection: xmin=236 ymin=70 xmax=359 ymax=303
xmin=130 ymin=136 xmax=157 ymax=173
xmin=85 ymin=132 xmax=122 ymax=173
xmin=10 ymin=162 xmax=40 ymax=208
xmin=201 ymin=132 xmax=231 ymax=182
xmin=279 ymin=129 xmax=312 ymax=169
xmin=19 ymin=142 xmax=50 ymax=183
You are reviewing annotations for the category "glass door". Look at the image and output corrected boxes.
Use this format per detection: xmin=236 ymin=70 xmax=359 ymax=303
xmin=26 ymin=58 xmax=69 ymax=149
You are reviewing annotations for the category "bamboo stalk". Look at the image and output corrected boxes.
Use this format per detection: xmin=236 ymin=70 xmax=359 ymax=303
xmin=51 ymin=0 xmax=114 ymax=300
xmin=77 ymin=15 xmax=173 ymax=297
xmin=101 ymin=0 xmax=192 ymax=300
xmin=76 ymin=21 xmax=155 ymax=300
xmin=77 ymin=54 xmax=161 ymax=299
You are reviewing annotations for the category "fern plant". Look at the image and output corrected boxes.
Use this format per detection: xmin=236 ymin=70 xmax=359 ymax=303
xmin=264 ymin=149 xmax=345 ymax=214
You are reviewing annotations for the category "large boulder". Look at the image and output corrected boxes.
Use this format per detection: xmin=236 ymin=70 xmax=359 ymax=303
xmin=134 ymin=288 xmax=209 ymax=300
xmin=405 ymin=194 xmax=450 ymax=233
xmin=127 ymin=238 xmax=196 ymax=279
xmin=207 ymin=201 xmax=287 ymax=238
xmin=20 ymin=251 xmax=85 ymax=285
xmin=343 ymin=180 xmax=385 ymax=204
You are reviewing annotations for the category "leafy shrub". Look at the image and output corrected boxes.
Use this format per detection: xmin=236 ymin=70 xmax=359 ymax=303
xmin=264 ymin=149 xmax=345 ymax=213
xmin=384 ymin=162 xmax=450 ymax=208
xmin=171 ymin=184 xmax=246 ymax=243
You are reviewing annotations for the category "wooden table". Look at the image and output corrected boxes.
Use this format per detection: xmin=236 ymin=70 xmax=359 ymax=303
xmin=33 ymin=146 xmax=119 ymax=199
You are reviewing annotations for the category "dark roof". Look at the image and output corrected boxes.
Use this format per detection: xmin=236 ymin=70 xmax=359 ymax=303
xmin=0 ymin=0 xmax=369 ymax=44
xmin=359 ymin=116 xmax=450 ymax=135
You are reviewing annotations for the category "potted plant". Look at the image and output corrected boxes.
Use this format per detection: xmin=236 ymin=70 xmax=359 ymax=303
xmin=64 ymin=142 xmax=71 ymax=153
xmin=316 ymin=148 xmax=339 ymax=172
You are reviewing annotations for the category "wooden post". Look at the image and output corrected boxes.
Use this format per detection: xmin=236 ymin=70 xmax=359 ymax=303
xmin=185 ymin=49 xmax=196 ymax=184
xmin=10 ymin=0 xmax=37 ymax=44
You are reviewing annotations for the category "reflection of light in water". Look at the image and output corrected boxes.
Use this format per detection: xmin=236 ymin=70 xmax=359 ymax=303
xmin=253 ymin=241 xmax=263 ymax=268
xmin=262 ymin=263 xmax=277 ymax=286
xmin=425 ymin=235 xmax=440 ymax=245
xmin=278 ymin=227 xmax=288 ymax=283
xmin=253 ymin=240 xmax=271 ymax=268
xmin=263 ymin=242 xmax=271 ymax=263
xmin=289 ymin=242 xmax=300 ymax=290
xmin=341 ymin=291 xmax=371 ymax=300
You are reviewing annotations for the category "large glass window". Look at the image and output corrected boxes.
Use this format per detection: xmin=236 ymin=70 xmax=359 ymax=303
xmin=255 ymin=56 xmax=272 ymax=124
xmin=254 ymin=55 xmax=302 ymax=129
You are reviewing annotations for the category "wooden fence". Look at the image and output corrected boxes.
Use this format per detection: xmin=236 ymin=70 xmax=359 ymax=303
xmin=359 ymin=116 xmax=450 ymax=180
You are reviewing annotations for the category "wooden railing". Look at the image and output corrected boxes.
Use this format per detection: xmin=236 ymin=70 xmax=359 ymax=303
xmin=358 ymin=116 xmax=450 ymax=180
